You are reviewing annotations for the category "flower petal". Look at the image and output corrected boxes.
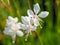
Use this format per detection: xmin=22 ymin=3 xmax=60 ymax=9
xmin=27 ymin=9 xmax=34 ymax=17
xmin=32 ymin=26 xmax=36 ymax=31
xmin=20 ymin=23 xmax=27 ymax=30
xmin=3 ymin=28 xmax=9 ymax=35
xmin=21 ymin=16 xmax=26 ymax=24
xmin=8 ymin=16 xmax=13 ymax=20
xmin=34 ymin=3 xmax=40 ymax=14
xmin=15 ymin=23 xmax=21 ymax=29
xmin=34 ymin=18 xmax=40 ymax=26
xmin=21 ymin=16 xmax=30 ymax=25
xmin=16 ymin=30 xmax=24 ymax=36
xmin=6 ymin=19 xmax=11 ymax=26
xmin=38 ymin=11 xmax=49 ymax=18
xmin=8 ymin=16 xmax=18 ymax=23
xmin=14 ymin=17 xmax=18 ymax=23
xmin=3 ymin=27 xmax=14 ymax=36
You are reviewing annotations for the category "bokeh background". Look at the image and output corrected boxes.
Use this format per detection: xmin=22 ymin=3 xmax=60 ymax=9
xmin=0 ymin=0 xmax=59 ymax=45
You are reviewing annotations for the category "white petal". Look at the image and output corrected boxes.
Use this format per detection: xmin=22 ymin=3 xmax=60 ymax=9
xmin=6 ymin=19 xmax=14 ymax=26
xmin=16 ymin=30 xmax=24 ymax=36
xmin=8 ymin=16 xmax=13 ymax=21
xmin=21 ymin=16 xmax=27 ymax=24
xmin=32 ymin=26 xmax=36 ymax=31
xmin=38 ymin=11 xmax=49 ymax=18
xmin=16 ymin=23 xmax=21 ymax=29
xmin=10 ymin=24 xmax=20 ymax=30
xmin=3 ymin=27 xmax=13 ymax=36
xmin=3 ymin=28 xmax=9 ymax=35
xmin=10 ymin=24 xmax=16 ymax=30
xmin=6 ymin=19 xmax=11 ymax=26
xmin=21 ymin=16 xmax=30 ymax=25
xmin=25 ymin=17 xmax=31 ymax=25
xmin=8 ymin=16 xmax=13 ymax=19
xmin=20 ymin=23 xmax=27 ymax=30
xmin=8 ymin=16 xmax=18 ymax=23
xmin=27 ymin=9 xmax=34 ymax=17
xmin=14 ymin=17 xmax=18 ymax=23
xmin=30 ymin=18 xmax=34 ymax=25
xmin=34 ymin=18 xmax=40 ymax=26
xmin=6 ymin=28 xmax=14 ymax=36
xmin=34 ymin=3 xmax=40 ymax=14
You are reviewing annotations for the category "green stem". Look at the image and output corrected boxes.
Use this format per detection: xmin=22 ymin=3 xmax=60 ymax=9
xmin=28 ymin=0 xmax=30 ymax=9
xmin=35 ymin=31 xmax=43 ymax=45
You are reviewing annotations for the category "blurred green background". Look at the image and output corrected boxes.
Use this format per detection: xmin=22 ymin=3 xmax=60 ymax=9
xmin=0 ymin=0 xmax=59 ymax=45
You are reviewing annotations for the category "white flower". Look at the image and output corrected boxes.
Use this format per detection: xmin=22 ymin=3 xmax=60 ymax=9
xmin=21 ymin=16 xmax=36 ymax=32
xmin=6 ymin=16 xmax=18 ymax=26
xmin=27 ymin=3 xmax=49 ymax=28
xmin=20 ymin=16 xmax=37 ymax=41
xmin=3 ymin=16 xmax=24 ymax=43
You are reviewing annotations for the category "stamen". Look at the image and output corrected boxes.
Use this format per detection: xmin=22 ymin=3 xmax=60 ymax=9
xmin=29 ymin=29 xmax=32 ymax=35
xmin=39 ymin=24 xmax=42 ymax=29
xmin=25 ymin=33 xmax=29 ymax=41
xmin=12 ymin=40 xmax=15 ymax=44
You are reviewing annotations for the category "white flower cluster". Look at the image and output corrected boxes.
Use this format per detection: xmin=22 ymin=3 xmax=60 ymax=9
xmin=3 ymin=3 xmax=49 ymax=42
xmin=3 ymin=16 xmax=23 ymax=43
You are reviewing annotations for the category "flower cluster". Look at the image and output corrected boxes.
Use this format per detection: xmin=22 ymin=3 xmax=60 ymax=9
xmin=3 ymin=16 xmax=23 ymax=43
xmin=3 ymin=3 xmax=49 ymax=43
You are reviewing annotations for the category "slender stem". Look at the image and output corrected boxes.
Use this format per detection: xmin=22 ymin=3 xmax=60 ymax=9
xmin=34 ymin=31 xmax=43 ymax=45
xmin=1 ymin=0 xmax=12 ymax=11
xmin=7 ymin=0 xmax=10 ymax=5
xmin=28 ymin=0 xmax=30 ymax=9
xmin=1 ymin=0 xmax=8 ymax=8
